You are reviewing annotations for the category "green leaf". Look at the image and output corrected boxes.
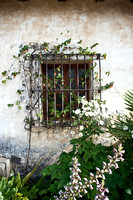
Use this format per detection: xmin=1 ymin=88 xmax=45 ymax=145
xmin=17 ymin=90 xmax=22 ymax=95
xmin=2 ymin=80 xmax=6 ymax=84
xmin=126 ymin=188 xmax=132 ymax=195
xmin=84 ymin=152 xmax=89 ymax=164
xmin=15 ymin=101 xmax=20 ymax=106
xmin=7 ymin=104 xmax=14 ymax=107
xmin=51 ymin=172 xmax=58 ymax=181
xmin=77 ymin=40 xmax=82 ymax=44
xmin=49 ymin=163 xmax=58 ymax=171
xmin=78 ymin=147 xmax=82 ymax=154
xmin=18 ymin=106 xmax=22 ymax=110
xmin=22 ymin=158 xmax=43 ymax=186
xmin=49 ymin=180 xmax=59 ymax=192
xmin=2 ymin=71 xmax=7 ymax=76
xmin=57 ymin=179 xmax=67 ymax=190
xmin=90 ymin=43 xmax=99 ymax=49
xmin=41 ymin=166 xmax=51 ymax=175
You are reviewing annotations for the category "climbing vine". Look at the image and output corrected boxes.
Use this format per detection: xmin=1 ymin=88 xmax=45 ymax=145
xmin=1 ymin=32 xmax=114 ymax=128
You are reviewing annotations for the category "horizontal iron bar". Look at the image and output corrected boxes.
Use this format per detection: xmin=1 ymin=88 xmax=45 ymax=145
xmin=33 ymin=89 xmax=101 ymax=92
xmin=32 ymin=53 xmax=102 ymax=58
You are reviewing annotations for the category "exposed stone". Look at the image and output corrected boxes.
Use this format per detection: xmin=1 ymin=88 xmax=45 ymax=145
xmin=0 ymin=163 xmax=6 ymax=177
xmin=92 ymin=132 xmax=118 ymax=146
xmin=0 ymin=157 xmax=10 ymax=177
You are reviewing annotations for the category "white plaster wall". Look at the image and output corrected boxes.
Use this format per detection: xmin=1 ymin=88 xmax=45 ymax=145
xmin=0 ymin=0 xmax=133 ymax=155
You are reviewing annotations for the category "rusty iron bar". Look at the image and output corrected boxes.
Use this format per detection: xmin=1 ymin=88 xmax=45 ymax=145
xmin=24 ymin=53 xmax=102 ymax=128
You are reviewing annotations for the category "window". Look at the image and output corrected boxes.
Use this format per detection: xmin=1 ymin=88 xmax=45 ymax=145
xmin=25 ymin=53 xmax=101 ymax=129
xmin=40 ymin=54 xmax=101 ymax=127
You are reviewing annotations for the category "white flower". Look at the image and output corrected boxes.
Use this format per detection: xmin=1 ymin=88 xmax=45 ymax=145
xmin=70 ymin=131 xmax=75 ymax=135
xmin=82 ymin=99 xmax=88 ymax=106
xmin=82 ymin=106 xmax=88 ymax=111
xmin=88 ymin=102 xmax=93 ymax=107
xmin=123 ymin=125 xmax=128 ymax=130
xmin=94 ymin=101 xmax=99 ymax=109
xmin=104 ymin=197 xmax=109 ymax=200
xmin=79 ymin=132 xmax=83 ymax=137
xmin=112 ymin=125 xmax=116 ymax=128
xmin=80 ymin=125 xmax=84 ymax=130
xmin=98 ymin=120 xmax=104 ymax=126
xmin=75 ymin=109 xmax=80 ymax=115
xmin=94 ymin=111 xmax=99 ymax=116
xmin=85 ymin=112 xmax=89 ymax=116
xmin=110 ymin=119 xmax=114 ymax=124
xmin=88 ymin=111 xmax=94 ymax=116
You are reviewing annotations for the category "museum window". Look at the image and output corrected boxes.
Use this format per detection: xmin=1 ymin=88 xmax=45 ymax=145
xmin=27 ymin=53 xmax=101 ymax=128
xmin=40 ymin=54 xmax=98 ymax=127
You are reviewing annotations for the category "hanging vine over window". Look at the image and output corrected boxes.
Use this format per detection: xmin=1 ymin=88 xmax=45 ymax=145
xmin=1 ymin=32 xmax=113 ymax=129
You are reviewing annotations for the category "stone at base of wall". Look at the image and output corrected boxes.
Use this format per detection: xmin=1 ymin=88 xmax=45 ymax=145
xmin=0 ymin=157 xmax=10 ymax=177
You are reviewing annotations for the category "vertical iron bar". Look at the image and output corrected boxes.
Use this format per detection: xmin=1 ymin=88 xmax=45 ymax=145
xmin=84 ymin=55 xmax=87 ymax=98
xmin=37 ymin=60 xmax=40 ymax=126
xmin=91 ymin=56 xmax=94 ymax=100
xmin=61 ymin=55 xmax=64 ymax=126
xmin=53 ymin=55 xmax=56 ymax=126
xmin=99 ymin=54 xmax=102 ymax=102
xmin=25 ymin=54 xmax=33 ymax=174
xmin=69 ymin=55 xmax=71 ymax=125
xmin=46 ymin=55 xmax=48 ymax=127
xmin=76 ymin=55 xmax=79 ymax=106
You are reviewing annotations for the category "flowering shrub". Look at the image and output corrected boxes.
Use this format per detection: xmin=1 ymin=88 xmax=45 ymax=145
xmin=54 ymin=144 xmax=125 ymax=200
xmin=105 ymin=90 xmax=133 ymax=199
xmin=74 ymin=96 xmax=105 ymax=124
xmin=72 ymin=96 xmax=109 ymax=138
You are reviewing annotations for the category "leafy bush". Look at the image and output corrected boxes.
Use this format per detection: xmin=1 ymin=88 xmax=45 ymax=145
xmin=32 ymin=138 xmax=113 ymax=200
xmin=0 ymin=159 xmax=42 ymax=200
xmin=105 ymin=139 xmax=133 ymax=200
xmin=0 ymin=173 xmax=28 ymax=200
xmin=27 ymin=91 xmax=132 ymax=200
xmin=1 ymin=91 xmax=132 ymax=200
xmin=106 ymin=90 xmax=133 ymax=200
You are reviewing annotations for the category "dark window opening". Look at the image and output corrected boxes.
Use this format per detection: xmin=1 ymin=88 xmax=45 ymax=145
xmin=26 ymin=53 xmax=102 ymax=129
xmin=40 ymin=53 xmax=98 ymax=127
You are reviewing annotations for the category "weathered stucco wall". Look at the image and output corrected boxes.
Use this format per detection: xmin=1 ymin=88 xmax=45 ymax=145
xmin=0 ymin=0 xmax=133 ymax=173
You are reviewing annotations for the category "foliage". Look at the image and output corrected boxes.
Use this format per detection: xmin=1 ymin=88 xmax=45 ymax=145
xmin=54 ymin=144 xmax=125 ymax=200
xmin=105 ymin=139 xmax=133 ymax=200
xmin=124 ymin=90 xmax=133 ymax=112
xmin=1 ymin=33 xmax=113 ymax=127
xmin=101 ymin=82 xmax=114 ymax=90
xmin=0 ymin=174 xmax=28 ymax=200
xmin=104 ymin=90 xmax=133 ymax=199
xmin=72 ymin=96 xmax=107 ymax=136
xmin=30 ymin=138 xmax=114 ymax=200
xmin=20 ymin=90 xmax=132 ymax=200
xmin=0 ymin=159 xmax=42 ymax=200
xmin=108 ymin=90 xmax=133 ymax=139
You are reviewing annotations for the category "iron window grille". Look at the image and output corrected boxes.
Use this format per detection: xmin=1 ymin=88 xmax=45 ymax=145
xmin=24 ymin=53 xmax=102 ymax=129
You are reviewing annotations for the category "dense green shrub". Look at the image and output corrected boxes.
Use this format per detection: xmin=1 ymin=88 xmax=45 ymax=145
xmin=0 ymin=173 xmax=28 ymax=200
xmin=106 ymin=90 xmax=133 ymax=200
xmin=0 ymin=91 xmax=132 ymax=200
xmin=0 ymin=159 xmax=42 ymax=200
xmin=105 ymin=138 xmax=133 ymax=200
xmin=30 ymin=138 xmax=112 ymax=200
